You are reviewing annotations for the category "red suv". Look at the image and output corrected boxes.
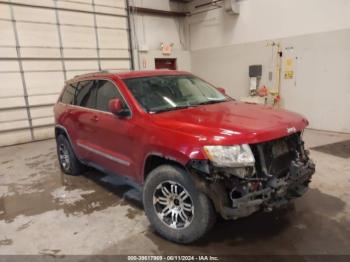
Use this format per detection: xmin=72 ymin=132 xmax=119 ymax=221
xmin=54 ymin=70 xmax=315 ymax=243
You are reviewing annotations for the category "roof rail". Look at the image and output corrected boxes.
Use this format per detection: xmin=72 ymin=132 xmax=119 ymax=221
xmin=73 ymin=70 xmax=110 ymax=78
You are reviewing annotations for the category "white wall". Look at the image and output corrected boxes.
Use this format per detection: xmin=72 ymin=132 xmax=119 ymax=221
xmin=187 ymin=0 xmax=350 ymax=49
xmin=187 ymin=0 xmax=350 ymax=133
xmin=191 ymin=29 xmax=350 ymax=133
xmin=129 ymin=0 xmax=191 ymax=71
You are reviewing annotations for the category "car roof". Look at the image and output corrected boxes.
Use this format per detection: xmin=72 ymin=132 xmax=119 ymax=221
xmin=117 ymin=70 xmax=191 ymax=79
xmin=71 ymin=70 xmax=192 ymax=82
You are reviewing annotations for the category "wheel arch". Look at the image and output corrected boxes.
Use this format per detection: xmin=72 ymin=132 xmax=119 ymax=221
xmin=142 ymin=152 xmax=189 ymax=184
xmin=55 ymin=125 xmax=77 ymax=154
xmin=55 ymin=125 xmax=68 ymax=138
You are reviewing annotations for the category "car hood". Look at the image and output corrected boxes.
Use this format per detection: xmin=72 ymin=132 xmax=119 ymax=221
xmin=150 ymin=100 xmax=308 ymax=145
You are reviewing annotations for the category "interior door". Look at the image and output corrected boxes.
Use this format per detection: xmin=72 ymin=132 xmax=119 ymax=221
xmin=89 ymin=79 xmax=135 ymax=177
xmin=155 ymin=58 xmax=177 ymax=70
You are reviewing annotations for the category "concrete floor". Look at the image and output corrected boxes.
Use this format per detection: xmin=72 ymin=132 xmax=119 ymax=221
xmin=0 ymin=129 xmax=349 ymax=255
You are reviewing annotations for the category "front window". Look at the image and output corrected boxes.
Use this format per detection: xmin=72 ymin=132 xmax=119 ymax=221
xmin=95 ymin=80 xmax=127 ymax=112
xmin=123 ymin=75 xmax=229 ymax=113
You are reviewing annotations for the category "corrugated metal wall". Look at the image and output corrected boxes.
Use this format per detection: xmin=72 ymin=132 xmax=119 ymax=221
xmin=0 ymin=0 xmax=132 ymax=147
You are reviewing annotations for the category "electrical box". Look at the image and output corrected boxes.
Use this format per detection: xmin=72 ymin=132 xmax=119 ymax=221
xmin=249 ymin=65 xmax=262 ymax=78
xmin=248 ymin=64 xmax=262 ymax=96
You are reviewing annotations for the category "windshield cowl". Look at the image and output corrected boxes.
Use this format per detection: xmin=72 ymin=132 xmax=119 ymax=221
xmin=149 ymin=98 xmax=231 ymax=114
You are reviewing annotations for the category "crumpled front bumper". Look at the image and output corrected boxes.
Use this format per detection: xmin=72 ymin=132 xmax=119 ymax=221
xmin=221 ymin=159 xmax=315 ymax=220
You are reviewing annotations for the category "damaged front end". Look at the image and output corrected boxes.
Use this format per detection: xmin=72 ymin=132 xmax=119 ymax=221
xmin=187 ymin=132 xmax=315 ymax=220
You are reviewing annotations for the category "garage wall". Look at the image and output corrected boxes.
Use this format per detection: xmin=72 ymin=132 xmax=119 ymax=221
xmin=187 ymin=0 xmax=350 ymax=133
xmin=0 ymin=0 xmax=132 ymax=147
xmin=129 ymin=0 xmax=191 ymax=71
xmin=191 ymin=29 xmax=350 ymax=133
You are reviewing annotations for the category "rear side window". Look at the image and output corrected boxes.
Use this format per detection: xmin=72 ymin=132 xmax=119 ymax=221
xmin=95 ymin=80 xmax=125 ymax=112
xmin=75 ymin=80 xmax=95 ymax=109
xmin=60 ymin=83 xmax=76 ymax=104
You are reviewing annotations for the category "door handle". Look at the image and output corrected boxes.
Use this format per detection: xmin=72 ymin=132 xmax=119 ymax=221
xmin=90 ymin=115 xmax=99 ymax=122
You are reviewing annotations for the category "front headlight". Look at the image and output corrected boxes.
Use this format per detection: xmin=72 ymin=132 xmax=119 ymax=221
xmin=203 ymin=144 xmax=255 ymax=167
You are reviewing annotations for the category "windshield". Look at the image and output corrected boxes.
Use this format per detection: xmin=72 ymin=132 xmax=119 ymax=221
xmin=123 ymin=75 xmax=229 ymax=113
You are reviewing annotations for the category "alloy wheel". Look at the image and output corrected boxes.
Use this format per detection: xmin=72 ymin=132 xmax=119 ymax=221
xmin=58 ymin=143 xmax=70 ymax=171
xmin=153 ymin=180 xmax=194 ymax=229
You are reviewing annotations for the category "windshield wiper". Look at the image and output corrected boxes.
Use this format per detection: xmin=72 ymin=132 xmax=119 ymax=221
xmin=151 ymin=105 xmax=192 ymax=114
xmin=196 ymin=99 xmax=227 ymax=106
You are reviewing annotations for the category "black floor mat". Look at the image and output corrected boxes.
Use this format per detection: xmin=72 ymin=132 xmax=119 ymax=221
xmin=311 ymin=139 xmax=350 ymax=158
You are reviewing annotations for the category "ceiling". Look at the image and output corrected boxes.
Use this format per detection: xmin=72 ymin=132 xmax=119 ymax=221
xmin=170 ymin=0 xmax=193 ymax=3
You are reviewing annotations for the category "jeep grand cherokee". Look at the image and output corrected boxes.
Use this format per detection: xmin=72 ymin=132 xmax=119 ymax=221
xmin=54 ymin=70 xmax=315 ymax=243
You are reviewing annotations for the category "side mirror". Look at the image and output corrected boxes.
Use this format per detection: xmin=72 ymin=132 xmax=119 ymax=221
xmin=108 ymin=98 xmax=130 ymax=117
xmin=217 ymin=87 xmax=226 ymax=95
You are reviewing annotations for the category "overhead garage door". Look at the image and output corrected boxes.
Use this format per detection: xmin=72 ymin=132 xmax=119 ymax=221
xmin=0 ymin=0 xmax=132 ymax=147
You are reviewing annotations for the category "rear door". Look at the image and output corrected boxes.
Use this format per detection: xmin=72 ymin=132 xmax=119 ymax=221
xmin=58 ymin=81 xmax=80 ymax=152
xmin=89 ymin=79 xmax=135 ymax=178
xmin=71 ymin=80 xmax=98 ymax=160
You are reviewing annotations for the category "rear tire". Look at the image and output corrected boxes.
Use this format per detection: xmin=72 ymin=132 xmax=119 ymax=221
xmin=56 ymin=134 xmax=85 ymax=176
xmin=143 ymin=164 xmax=216 ymax=244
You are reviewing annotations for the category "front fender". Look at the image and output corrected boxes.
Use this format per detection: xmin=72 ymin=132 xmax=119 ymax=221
xmin=140 ymin=144 xmax=204 ymax=184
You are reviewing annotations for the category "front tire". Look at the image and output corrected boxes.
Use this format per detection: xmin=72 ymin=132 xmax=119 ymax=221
xmin=143 ymin=164 xmax=216 ymax=244
xmin=56 ymin=134 xmax=85 ymax=176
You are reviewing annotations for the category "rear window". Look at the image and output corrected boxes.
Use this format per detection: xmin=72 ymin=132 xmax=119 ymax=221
xmin=75 ymin=80 xmax=95 ymax=109
xmin=60 ymin=83 xmax=76 ymax=104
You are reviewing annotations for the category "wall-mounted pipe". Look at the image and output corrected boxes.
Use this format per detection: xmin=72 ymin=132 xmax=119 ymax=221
xmin=128 ymin=6 xmax=189 ymax=17
xmin=193 ymin=0 xmax=239 ymax=16
xmin=126 ymin=0 xmax=135 ymax=70
xmin=195 ymin=0 xmax=223 ymax=9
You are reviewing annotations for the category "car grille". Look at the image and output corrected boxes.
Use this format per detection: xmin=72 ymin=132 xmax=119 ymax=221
xmin=250 ymin=133 xmax=301 ymax=178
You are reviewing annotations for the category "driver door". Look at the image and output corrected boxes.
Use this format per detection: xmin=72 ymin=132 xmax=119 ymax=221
xmin=88 ymin=79 xmax=135 ymax=178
